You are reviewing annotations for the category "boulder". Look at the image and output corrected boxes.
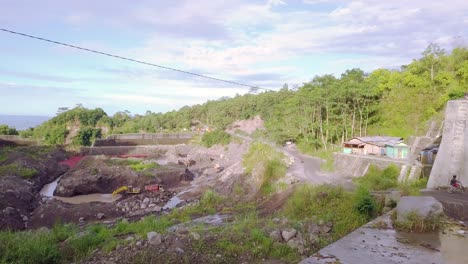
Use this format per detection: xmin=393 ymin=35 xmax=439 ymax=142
xmin=147 ymin=232 xmax=162 ymax=245
xmin=282 ymin=228 xmax=297 ymax=242
xmin=269 ymin=230 xmax=282 ymax=242
xmin=287 ymin=233 xmax=306 ymax=254
xmin=97 ymin=213 xmax=105 ymax=220
xmin=396 ymin=196 xmax=443 ymax=222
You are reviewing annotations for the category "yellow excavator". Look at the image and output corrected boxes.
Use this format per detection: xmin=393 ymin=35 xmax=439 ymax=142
xmin=112 ymin=186 xmax=141 ymax=195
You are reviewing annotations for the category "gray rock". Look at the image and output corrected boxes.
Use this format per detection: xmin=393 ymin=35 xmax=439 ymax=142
xmin=282 ymin=228 xmax=297 ymax=242
xmin=175 ymin=247 xmax=185 ymax=254
xmin=216 ymin=254 xmax=222 ymax=258
xmin=79 ymin=217 xmax=86 ymax=223
xmin=136 ymin=241 xmax=142 ymax=247
xmin=22 ymin=215 xmax=29 ymax=221
xmin=147 ymin=232 xmax=162 ymax=245
xmin=321 ymin=226 xmax=332 ymax=234
xmin=97 ymin=213 xmax=105 ymax=220
xmin=149 ymin=203 xmax=156 ymax=208
xmin=141 ymin=204 xmax=147 ymax=209
xmin=125 ymin=236 xmax=134 ymax=241
xmin=269 ymin=230 xmax=282 ymax=242
xmin=287 ymin=238 xmax=305 ymax=254
xmin=281 ymin=218 xmax=289 ymax=225
xmin=308 ymin=223 xmax=321 ymax=235
xmin=272 ymin=217 xmax=281 ymax=224
xmin=190 ymin=232 xmax=200 ymax=241
xmin=309 ymin=234 xmax=319 ymax=244
xmin=143 ymin=198 xmax=150 ymax=204
xmin=396 ymin=196 xmax=443 ymax=222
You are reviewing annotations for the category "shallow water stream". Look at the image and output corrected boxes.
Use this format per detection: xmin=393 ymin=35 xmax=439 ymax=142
xmin=40 ymin=176 xmax=121 ymax=204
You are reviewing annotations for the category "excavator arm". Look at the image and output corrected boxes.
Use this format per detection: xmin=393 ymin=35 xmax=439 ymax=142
xmin=112 ymin=186 xmax=128 ymax=195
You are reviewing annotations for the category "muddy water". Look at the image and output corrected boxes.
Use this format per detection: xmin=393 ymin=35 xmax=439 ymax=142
xmin=398 ymin=227 xmax=468 ymax=264
xmin=40 ymin=176 xmax=122 ymax=204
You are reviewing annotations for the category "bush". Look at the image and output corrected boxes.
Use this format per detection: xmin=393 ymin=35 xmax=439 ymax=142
xmin=354 ymin=186 xmax=378 ymax=219
xmin=0 ymin=125 xmax=19 ymax=135
xmin=201 ymin=129 xmax=231 ymax=147
xmin=243 ymin=143 xmax=285 ymax=174
xmin=72 ymin=127 xmax=102 ymax=146
xmin=398 ymin=177 xmax=428 ymax=196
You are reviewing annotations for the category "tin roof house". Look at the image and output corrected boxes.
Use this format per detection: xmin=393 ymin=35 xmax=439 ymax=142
xmin=343 ymin=136 xmax=409 ymax=159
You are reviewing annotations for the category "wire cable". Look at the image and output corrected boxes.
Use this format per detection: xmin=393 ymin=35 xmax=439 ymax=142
xmin=0 ymin=28 xmax=267 ymax=91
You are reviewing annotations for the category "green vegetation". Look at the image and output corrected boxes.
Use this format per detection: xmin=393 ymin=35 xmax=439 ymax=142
xmin=398 ymin=177 xmax=428 ymax=196
xmin=243 ymin=143 xmax=287 ymax=194
xmin=200 ymin=129 xmax=231 ymax=147
xmin=391 ymin=210 xmax=444 ymax=232
xmin=0 ymin=125 xmax=18 ymax=135
xmin=284 ymin=184 xmax=372 ymax=244
xmin=0 ymin=162 xmax=37 ymax=178
xmin=72 ymin=127 xmax=102 ymax=146
xmin=105 ymin=158 xmax=159 ymax=172
xmin=354 ymin=164 xmax=399 ymax=191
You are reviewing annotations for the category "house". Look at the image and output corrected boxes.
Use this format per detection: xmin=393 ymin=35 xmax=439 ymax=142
xmin=385 ymin=142 xmax=410 ymax=159
xmin=343 ymin=136 xmax=408 ymax=159
xmin=419 ymin=144 xmax=439 ymax=164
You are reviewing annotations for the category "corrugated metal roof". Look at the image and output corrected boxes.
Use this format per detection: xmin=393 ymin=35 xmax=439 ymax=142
xmin=344 ymin=136 xmax=403 ymax=147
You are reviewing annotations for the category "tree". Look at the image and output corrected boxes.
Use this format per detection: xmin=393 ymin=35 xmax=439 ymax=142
xmin=0 ymin=125 xmax=19 ymax=135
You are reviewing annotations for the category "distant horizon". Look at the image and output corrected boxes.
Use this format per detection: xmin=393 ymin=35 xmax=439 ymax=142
xmin=0 ymin=115 xmax=51 ymax=130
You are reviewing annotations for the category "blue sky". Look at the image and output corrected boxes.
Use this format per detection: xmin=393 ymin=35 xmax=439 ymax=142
xmin=1 ymin=0 xmax=467 ymax=116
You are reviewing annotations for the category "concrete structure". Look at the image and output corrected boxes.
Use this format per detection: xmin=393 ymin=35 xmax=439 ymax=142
xmin=93 ymin=133 xmax=193 ymax=146
xmin=334 ymin=153 xmax=406 ymax=178
xmin=428 ymin=100 xmax=467 ymax=188
xmin=300 ymin=212 xmax=468 ymax=264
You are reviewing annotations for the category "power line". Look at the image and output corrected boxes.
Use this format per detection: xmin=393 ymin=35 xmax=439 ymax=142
xmin=0 ymin=28 xmax=267 ymax=91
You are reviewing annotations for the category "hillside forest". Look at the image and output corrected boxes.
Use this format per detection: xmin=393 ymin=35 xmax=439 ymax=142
xmin=4 ymin=44 xmax=468 ymax=149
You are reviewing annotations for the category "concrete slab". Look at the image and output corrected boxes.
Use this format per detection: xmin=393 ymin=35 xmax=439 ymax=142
xmin=300 ymin=213 xmax=468 ymax=264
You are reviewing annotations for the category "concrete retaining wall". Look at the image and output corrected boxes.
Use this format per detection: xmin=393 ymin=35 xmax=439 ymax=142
xmin=0 ymin=135 xmax=40 ymax=146
xmin=93 ymin=133 xmax=193 ymax=146
xmin=428 ymin=100 xmax=467 ymax=188
xmin=334 ymin=153 xmax=406 ymax=178
xmin=81 ymin=146 xmax=167 ymax=156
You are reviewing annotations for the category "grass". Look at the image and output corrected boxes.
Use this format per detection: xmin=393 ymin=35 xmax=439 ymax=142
xmin=391 ymin=210 xmax=444 ymax=232
xmin=284 ymin=184 xmax=371 ymax=245
xmin=129 ymin=162 xmax=158 ymax=172
xmin=0 ymin=224 xmax=77 ymax=264
xmin=398 ymin=177 xmax=428 ymax=196
xmin=243 ymin=143 xmax=287 ymax=195
xmin=0 ymin=162 xmax=38 ymax=178
xmin=201 ymin=129 xmax=231 ymax=147
xmin=354 ymin=164 xmax=399 ymax=191
xmin=105 ymin=158 xmax=159 ymax=173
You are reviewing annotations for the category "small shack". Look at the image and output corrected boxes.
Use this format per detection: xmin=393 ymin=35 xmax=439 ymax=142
xmin=343 ymin=136 xmax=406 ymax=158
xmin=385 ymin=142 xmax=410 ymax=159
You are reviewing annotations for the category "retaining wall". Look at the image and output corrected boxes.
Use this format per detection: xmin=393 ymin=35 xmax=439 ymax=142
xmin=428 ymin=100 xmax=467 ymax=188
xmin=93 ymin=133 xmax=194 ymax=146
xmin=334 ymin=153 xmax=406 ymax=178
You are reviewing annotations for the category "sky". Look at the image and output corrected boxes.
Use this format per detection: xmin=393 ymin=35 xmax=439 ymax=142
xmin=0 ymin=0 xmax=467 ymax=116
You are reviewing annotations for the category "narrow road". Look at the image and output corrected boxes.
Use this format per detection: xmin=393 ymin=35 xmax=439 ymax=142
xmin=423 ymin=190 xmax=468 ymax=221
